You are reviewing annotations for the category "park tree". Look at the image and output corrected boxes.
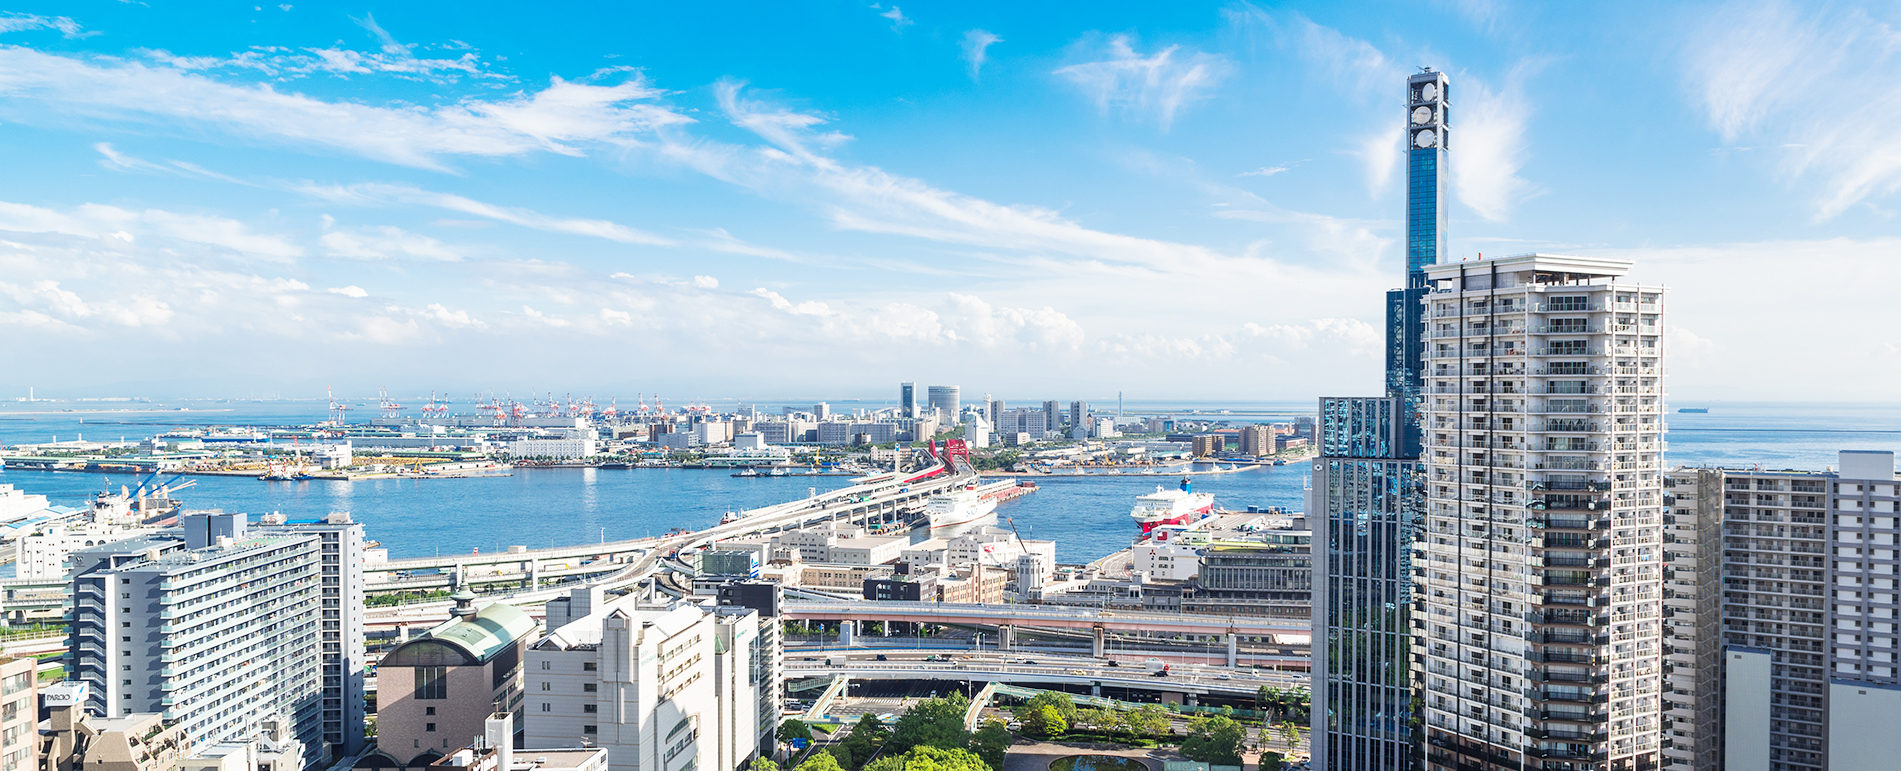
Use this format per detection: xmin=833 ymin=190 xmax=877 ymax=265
xmin=779 ymin=719 xmax=814 ymax=745
xmin=970 ymin=719 xmax=1011 ymax=771
xmin=1180 ymin=716 xmax=1246 ymax=766
xmin=1018 ymin=704 xmax=1067 ymax=740
xmin=834 ymin=714 xmax=889 ymax=769
xmin=750 ymin=759 xmax=780 ymax=771
xmin=864 ymin=747 xmax=990 ymax=771
xmin=887 ymin=694 xmax=972 ymax=755
xmin=796 ymin=754 xmax=844 ymax=771
xmin=1126 ymin=704 xmax=1172 ymax=738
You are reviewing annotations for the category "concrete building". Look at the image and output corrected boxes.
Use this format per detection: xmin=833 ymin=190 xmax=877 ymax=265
xmin=17 ymin=523 xmax=147 ymax=580
xmin=1239 ymin=425 xmax=1275 ymax=457
xmin=374 ymin=595 xmax=536 ymax=766
xmin=1042 ymin=401 xmax=1061 ymax=438
xmin=927 ymin=386 xmax=960 ymax=423
xmin=253 ymin=513 xmax=368 ymax=757
xmin=1663 ymin=468 xmax=1724 ymax=771
xmin=1715 ymin=450 xmax=1901 ymax=771
xmin=1417 ymin=254 xmax=1667 ymax=770
xmin=41 ymin=683 xmax=184 ymax=771
xmin=508 ymin=437 xmax=598 ymax=460
xmin=524 ymin=595 xmax=766 ymax=771
xmin=430 ymin=713 xmax=605 ymax=771
xmin=1182 ymin=535 xmax=1313 ymax=620
xmin=0 ymin=657 xmax=31 ymax=771
xmin=1068 ymin=402 xmax=1089 ymax=440
xmin=67 ymin=513 xmax=329 ymax=765
xmin=1133 ymin=541 xmax=1202 ymax=582
xmin=997 ymin=409 xmax=1048 ymax=441
xmin=1190 ymin=435 xmax=1223 ymax=458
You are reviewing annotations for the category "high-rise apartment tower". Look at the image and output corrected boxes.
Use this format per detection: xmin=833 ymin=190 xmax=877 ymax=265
xmin=1416 ymin=255 xmax=1667 ymax=770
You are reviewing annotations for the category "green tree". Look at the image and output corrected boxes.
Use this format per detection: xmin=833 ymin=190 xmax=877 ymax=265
xmin=970 ymin=719 xmax=1011 ymax=771
xmin=1180 ymin=716 xmax=1246 ymax=766
xmin=1018 ymin=704 xmax=1067 ymax=740
xmin=1279 ymin=722 xmax=1302 ymax=753
xmin=750 ymin=758 xmax=781 ymax=771
xmin=835 ymin=713 xmax=889 ymax=769
xmin=1126 ymin=704 xmax=1172 ymax=738
xmin=780 ymin=719 xmax=814 ymax=745
xmin=872 ymin=746 xmax=990 ymax=771
xmin=796 ymin=754 xmax=844 ymax=771
xmin=1018 ymin=691 xmax=1077 ymax=726
xmin=1095 ymin=709 xmax=1126 ymax=735
xmin=887 ymin=693 xmax=972 ymax=755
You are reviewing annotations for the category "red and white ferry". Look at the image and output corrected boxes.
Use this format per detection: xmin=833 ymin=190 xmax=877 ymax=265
xmin=1130 ymin=479 xmax=1215 ymax=534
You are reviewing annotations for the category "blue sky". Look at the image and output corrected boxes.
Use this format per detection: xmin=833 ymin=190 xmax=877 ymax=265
xmin=0 ymin=1 xmax=1895 ymax=403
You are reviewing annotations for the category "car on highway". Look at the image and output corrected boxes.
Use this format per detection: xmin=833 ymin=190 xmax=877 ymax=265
xmin=875 ymin=654 xmax=889 ymax=661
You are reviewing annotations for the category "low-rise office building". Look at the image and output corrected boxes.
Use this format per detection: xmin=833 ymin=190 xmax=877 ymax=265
xmin=373 ymin=594 xmax=535 ymax=767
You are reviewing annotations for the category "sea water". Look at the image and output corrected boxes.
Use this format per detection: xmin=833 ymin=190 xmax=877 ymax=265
xmin=0 ymin=401 xmax=1896 ymax=563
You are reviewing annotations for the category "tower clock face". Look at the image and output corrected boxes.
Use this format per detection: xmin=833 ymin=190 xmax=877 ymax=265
xmin=1414 ymin=129 xmax=1437 ymax=148
xmin=1420 ymin=82 xmax=1438 ymax=101
xmin=1412 ymin=106 xmax=1433 ymax=125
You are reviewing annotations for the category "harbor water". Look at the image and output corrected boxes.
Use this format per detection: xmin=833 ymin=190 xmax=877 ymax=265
xmin=1 ymin=401 xmax=1897 ymax=564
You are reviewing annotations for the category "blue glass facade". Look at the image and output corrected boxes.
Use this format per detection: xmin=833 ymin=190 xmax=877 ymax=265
xmin=1313 ymin=70 xmax=1444 ymax=771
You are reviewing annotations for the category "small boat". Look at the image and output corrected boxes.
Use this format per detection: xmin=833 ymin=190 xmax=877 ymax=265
xmin=731 ymin=469 xmax=760 ymax=478
xmin=1677 ymin=407 xmax=1710 ymax=414
xmin=1272 ymin=459 xmax=1287 ymax=466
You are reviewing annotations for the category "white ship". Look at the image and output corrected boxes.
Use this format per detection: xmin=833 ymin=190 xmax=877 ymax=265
xmin=1130 ymin=479 xmax=1215 ymax=534
xmin=924 ymin=485 xmax=999 ymax=537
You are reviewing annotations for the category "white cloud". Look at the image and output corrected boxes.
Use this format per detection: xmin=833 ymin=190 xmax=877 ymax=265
xmin=1354 ymin=130 xmax=1399 ymax=197
xmin=320 ymin=224 xmax=461 ymax=262
xmin=876 ymin=5 xmax=913 ymax=31
xmin=0 ymin=200 xmax=301 ymax=260
xmin=0 ymin=47 xmax=689 ymax=169
xmin=0 ymin=13 xmax=81 ymax=37
xmin=328 ymin=285 xmax=369 ymax=298
xmin=691 ymin=275 xmax=719 ymax=289
xmin=1453 ymin=65 xmax=1537 ymax=222
xmin=1240 ymin=165 xmax=1290 ymax=178
xmin=301 ymin=183 xmax=674 ymax=246
xmin=1685 ymin=0 xmax=1901 ymax=219
xmin=1053 ymin=34 xmax=1226 ymax=130
xmin=962 ymin=30 xmax=1001 ymax=80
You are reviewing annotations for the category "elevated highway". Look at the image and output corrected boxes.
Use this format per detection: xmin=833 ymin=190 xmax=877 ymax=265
xmin=785 ymin=650 xmax=1299 ymax=701
xmin=781 ymin=600 xmax=1312 ymax=645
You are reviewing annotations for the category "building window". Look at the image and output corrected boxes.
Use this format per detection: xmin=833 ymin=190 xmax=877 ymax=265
xmin=583 ymin=662 xmax=597 ymax=671
xmin=582 ymin=725 xmax=597 ymax=735
xmin=416 ymin=666 xmax=448 ymax=700
xmin=540 ymin=661 xmax=550 ymax=670
xmin=541 ymin=703 xmax=551 ymax=713
xmin=583 ymin=704 xmax=597 ymax=714
xmin=425 ymin=707 xmax=436 ymax=716
xmin=583 ymin=683 xmax=597 ymax=692
xmin=425 ymin=723 xmax=436 ymax=733
xmin=540 ymin=682 xmax=550 ymax=692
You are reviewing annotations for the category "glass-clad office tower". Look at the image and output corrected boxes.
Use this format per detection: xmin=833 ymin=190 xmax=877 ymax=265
xmin=1310 ymin=67 xmax=1447 ymax=770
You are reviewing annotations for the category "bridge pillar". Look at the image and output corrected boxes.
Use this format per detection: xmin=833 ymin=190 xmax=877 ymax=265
xmin=1186 ymin=693 xmax=1198 ymax=707
xmin=1091 ymin=683 xmax=1101 ymax=697
xmin=1000 ymin=625 xmax=1015 ymax=651
xmin=840 ymin=620 xmax=856 ymax=647
xmin=1226 ymin=633 xmax=1238 ymax=668
xmin=1092 ymin=626 xmax=1106 ymax=658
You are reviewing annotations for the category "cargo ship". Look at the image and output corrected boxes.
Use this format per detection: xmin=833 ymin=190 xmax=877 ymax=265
xmin=1131 ymin=479 xmax=1215 ymax=534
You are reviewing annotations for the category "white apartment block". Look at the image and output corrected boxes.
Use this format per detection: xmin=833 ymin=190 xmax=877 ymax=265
xmin=525 ymin=592 xmax=765 ymax=771
xmin=68 ymin=514 xmax=327 ymax=766
xmin=1717 ymin=450 xmax=1901 ymax=771
xmin=509 ymin=436 xmax=599 ymax=460
xmin=1417 ymin=254 xmax=1666 ymax=770
xmin=18 ymin=523 xmax=150 ymax=580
